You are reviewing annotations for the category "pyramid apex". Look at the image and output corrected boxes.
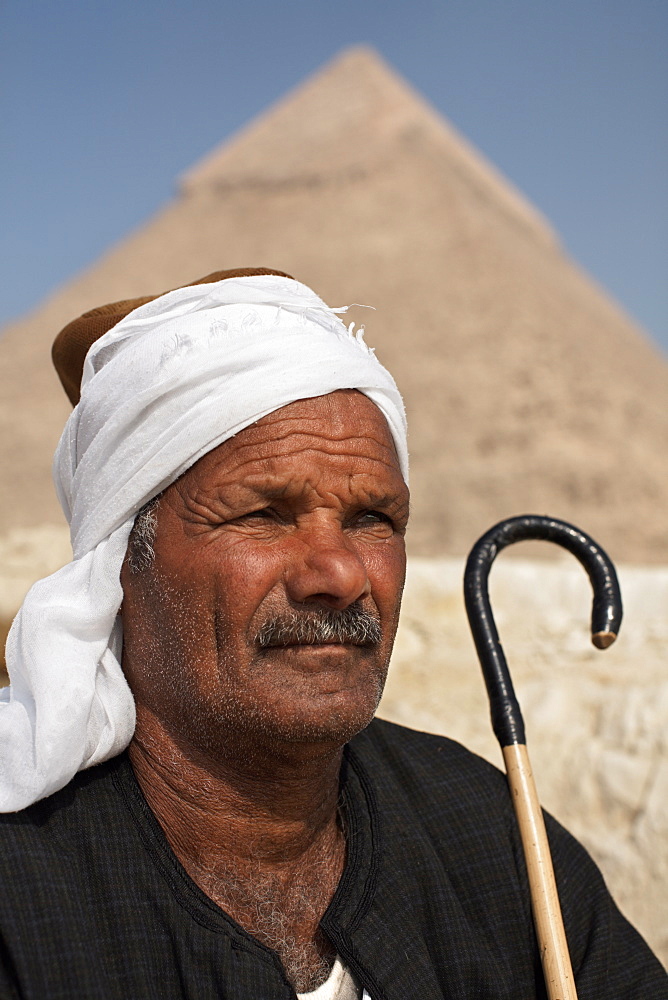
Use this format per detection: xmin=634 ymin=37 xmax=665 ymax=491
xmin=320 ymin=43 xmax=386 ymax=66
xmin=179 ymin=46 xmax=556 ymax=248
xmin=179 ymin=43 xmax=423 ymax=194
xmin=311 ymin=44 xmax=408 ymax=79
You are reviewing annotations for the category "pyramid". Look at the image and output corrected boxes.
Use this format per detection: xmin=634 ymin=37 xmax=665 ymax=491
xmin=1 ymin=46 xmax=667 ymax=563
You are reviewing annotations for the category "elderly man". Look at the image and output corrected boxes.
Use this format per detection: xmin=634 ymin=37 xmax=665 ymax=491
xmin=0 ymin=268 xmax=665 ymax=1000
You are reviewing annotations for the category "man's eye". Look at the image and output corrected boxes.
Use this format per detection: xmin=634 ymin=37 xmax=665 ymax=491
xmin=238 ymin=508 xmax=273 ymax=521
xmin=357 ymin=510 xmax=391 ymax=526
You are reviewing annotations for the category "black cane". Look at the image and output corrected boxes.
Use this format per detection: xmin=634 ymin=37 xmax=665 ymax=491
xmin=463 ymin=515 xmax=622 ymax=1000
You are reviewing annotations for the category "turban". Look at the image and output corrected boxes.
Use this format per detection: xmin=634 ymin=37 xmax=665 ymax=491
xmin=1 ymin=269 xmax=408 ymax=811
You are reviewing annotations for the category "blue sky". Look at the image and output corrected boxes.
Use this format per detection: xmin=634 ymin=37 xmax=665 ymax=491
xmin=2 ymin=0 xmax=666 ymax=351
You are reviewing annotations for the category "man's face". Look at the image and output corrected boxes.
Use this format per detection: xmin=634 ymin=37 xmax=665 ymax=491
xmin=121 ymin=390 xmax=409 ymax=759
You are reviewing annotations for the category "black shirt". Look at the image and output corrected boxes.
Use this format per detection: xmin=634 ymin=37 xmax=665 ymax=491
xmin=0 ymin=719 xmax=665 ymax=999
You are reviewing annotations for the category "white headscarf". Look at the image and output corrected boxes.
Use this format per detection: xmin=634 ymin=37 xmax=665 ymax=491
xmin=1 ymin=275 xmax=408 ymax=811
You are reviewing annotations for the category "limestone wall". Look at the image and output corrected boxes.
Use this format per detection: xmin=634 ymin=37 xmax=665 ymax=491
xmin=2 ymin=535 xmax=666 ymax=966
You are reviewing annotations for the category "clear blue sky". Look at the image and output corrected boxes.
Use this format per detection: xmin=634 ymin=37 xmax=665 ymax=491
xmin=2 ymin=0 xmax=666 ymax=351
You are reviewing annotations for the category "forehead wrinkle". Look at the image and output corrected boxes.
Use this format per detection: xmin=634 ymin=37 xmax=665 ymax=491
xmin=184 ymin=458 xmax=404 ymax=512
xmin=215 ymin=391 xmax=404 ymax=483
xmin=240 ymin=448 xmax=403 ymax=492
xmin=227 ymin=426 xmax=397 ymax=466
xmin=252 ymin=391 xmax=378 ymax=428
xmin=234 ymin=394 xmax=395 ymax=441
xmin=237 ymin=470 xmax=408 ymax=512
xmin=173 ymin=447 xmax=405 ymax=528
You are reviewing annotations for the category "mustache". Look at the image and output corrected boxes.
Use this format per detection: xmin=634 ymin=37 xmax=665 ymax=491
xmin=255 ymin=605 xmax=382 ymax=649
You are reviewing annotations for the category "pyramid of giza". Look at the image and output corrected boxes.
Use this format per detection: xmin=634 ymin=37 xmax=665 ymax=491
xmin=1 ymin=45 xmax=667 ymax=563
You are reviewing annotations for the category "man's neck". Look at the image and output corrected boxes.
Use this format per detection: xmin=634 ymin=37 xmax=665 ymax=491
xmin=128 ymin=707 xmax=344 ymax=864
xmin=128 ymin=707 xmax=346 ymax=992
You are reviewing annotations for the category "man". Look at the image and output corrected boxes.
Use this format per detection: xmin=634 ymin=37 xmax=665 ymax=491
xmin=0 ymin=268 xmax=665 ymax=999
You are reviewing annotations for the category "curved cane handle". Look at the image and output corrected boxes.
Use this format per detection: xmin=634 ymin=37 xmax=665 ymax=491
xmin=463 ymin=514 xmax=622 ymax=747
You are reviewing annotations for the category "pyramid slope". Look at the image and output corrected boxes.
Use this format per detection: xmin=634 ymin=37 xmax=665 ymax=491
xmin=1 ymin=46 xmax=667 ymax=563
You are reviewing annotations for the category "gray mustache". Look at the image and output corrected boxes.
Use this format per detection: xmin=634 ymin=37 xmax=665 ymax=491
xmin=255 ymin=605 xmax=382 ymax=649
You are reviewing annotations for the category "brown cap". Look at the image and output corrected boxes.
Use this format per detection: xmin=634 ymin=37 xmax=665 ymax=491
xmin=52 ymin=266 xmax=294 ymax=406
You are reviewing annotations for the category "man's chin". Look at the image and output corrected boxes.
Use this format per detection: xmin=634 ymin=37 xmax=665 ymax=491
xmin=165 ymin=650 xmax=389 ymax=762
xmin=272 ymin=706 xmax=377 ymax=748
xmin=230 ymin=688 xmax=383 ymax=757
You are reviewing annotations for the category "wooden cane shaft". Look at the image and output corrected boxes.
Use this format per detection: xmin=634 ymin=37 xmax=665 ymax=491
xmin=502 ymin=744 xmax=578 ymax=1000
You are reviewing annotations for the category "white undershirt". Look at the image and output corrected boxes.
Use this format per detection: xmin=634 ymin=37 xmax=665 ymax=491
xmin=297 ymin=956 xmax=362 ymax=1000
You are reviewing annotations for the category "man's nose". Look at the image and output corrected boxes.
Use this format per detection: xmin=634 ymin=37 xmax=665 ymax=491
xmin=284 ymin=531 xmax=371 ymax=610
